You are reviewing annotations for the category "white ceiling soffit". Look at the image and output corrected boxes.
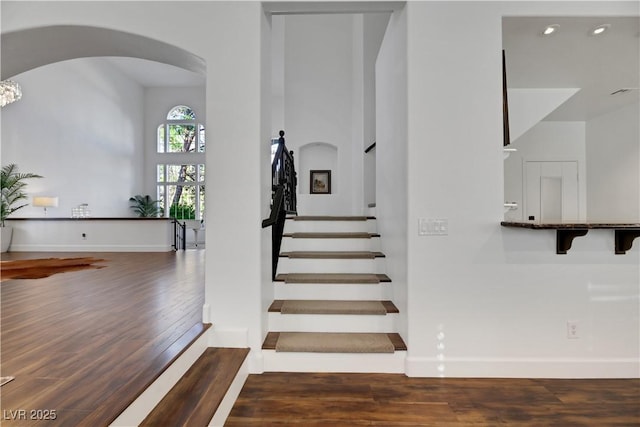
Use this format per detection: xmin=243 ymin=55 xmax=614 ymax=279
xmin=508 ymin=88 xmax=580 ymax=142
xmin=1 ymin=25 xmax=206 ymax=82
xmin=264 ymin=1 xmax=404 ymax=14
xmin=503 ymin=16 xmax=639 ymax=121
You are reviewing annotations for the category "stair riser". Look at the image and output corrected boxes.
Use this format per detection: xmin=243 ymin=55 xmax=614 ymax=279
xmin=274 ymin=283 xmax=392 ymax=301
xmin=111 ymin=328 xmax=210 ymax=426
xmin=284 ymin=220 xmax=377 ymax=234
xmin=281 ymin=238 xmax=381 ymax=252
xmin=262 ymin=350 xmax=406 ymax=373
xmin=267 ymin=313 xmax=397 ymax=333
xmin=277 ymin=258 xmax=385 ymax=274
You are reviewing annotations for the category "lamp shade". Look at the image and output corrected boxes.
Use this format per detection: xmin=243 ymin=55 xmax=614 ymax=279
xmin=33 ymin=196 xmax=59 ymax=208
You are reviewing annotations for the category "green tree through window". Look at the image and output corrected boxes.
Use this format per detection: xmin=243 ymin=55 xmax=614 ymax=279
xmin=156 ymin=106 xmax=205 ymax=220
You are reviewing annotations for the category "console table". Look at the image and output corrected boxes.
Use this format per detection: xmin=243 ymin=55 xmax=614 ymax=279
xmin=501 ymin=222 xmax=640 ymax=254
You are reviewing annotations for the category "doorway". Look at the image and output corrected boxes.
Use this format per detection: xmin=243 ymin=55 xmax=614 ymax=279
xmin=524 ymin=161 xmax=578 ymax=223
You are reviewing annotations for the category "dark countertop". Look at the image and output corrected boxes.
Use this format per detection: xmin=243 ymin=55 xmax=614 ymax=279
xmin=7 ymin=217 xmax=172 ymax=221
xmin=501 ymin=222 xmax=640 ymax=229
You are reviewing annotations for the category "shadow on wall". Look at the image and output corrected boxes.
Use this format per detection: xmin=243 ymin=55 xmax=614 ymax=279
xmin=1 ymin=25 xmax=205 ymax=80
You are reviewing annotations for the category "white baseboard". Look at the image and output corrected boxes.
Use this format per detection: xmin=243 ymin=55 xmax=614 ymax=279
xmin=8 ymin=244 xmax=172 ymax=252
xmin=109 ymin=329 xmax=210 ymax=426
xmin=405 ymin=356 xmax=640 ymax=378
xmin=202 ymin=304 xmax=211 ymax=324
xmin=209 ymin=327 xmax=249 ymax=348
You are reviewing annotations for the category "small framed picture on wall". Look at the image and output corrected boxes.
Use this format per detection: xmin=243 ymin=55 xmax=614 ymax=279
xmin=310 ymin=170 xmax=331 ymax=194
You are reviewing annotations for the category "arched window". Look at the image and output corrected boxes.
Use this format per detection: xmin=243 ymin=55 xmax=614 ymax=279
xmin=157 ymin=105 xmax=205 ymax=153
xmin=156 ymin=105 xmax=205 ymax=220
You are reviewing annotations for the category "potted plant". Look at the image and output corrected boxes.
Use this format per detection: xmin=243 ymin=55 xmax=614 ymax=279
xmin=129 ymin=195 xmax=163 ymax=218
xmin=1 ymin=164 xmax=43 ymax=252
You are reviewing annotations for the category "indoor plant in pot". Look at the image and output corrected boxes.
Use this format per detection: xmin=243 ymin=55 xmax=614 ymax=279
xmin=1 ymin=163 xmax=43 ymax=252
xmin=129 ymin=194 xmax=163 ymax=218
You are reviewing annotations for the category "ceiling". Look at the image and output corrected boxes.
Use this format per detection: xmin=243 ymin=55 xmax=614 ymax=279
xmin=502 ymin=16 xmax=640 ymax=121
xmin=101 ymin=57 xmax=205 ymax=87
xmin=96 ymin=15 xmax=639 ymax=122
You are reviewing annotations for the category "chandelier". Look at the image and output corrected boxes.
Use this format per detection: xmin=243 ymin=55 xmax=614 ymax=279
xmin=0 ymin=80 xmax=22 ymax=107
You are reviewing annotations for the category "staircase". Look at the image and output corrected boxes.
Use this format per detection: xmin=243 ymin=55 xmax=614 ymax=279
xmin=262 ymin=215 xmax=407 ymax=373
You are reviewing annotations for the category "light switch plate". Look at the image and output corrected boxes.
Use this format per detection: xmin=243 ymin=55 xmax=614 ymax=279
xmin=419 ymin=218 xmax=448 ymax=236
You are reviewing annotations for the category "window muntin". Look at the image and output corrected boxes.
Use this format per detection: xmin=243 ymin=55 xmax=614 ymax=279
xmin=156 ymin=105 xmax=205 ymax=220
xmin=167 ymin=105 xmax=195 ymax=120
xmin=157 ymin=105 xmax=204 ymax=153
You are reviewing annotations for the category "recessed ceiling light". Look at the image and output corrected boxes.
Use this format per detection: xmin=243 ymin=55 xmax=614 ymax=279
xmin=590 ymin=24 xmax=610 ymax=36
xmin=542 ymin=25 xmax=559 ymax=36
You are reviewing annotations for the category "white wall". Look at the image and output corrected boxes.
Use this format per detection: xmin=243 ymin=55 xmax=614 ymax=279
xmin=260 ymin=8 xmax=274 ymax=369
xmin=0 ymin=59 xmax=206 ymax=248
xmin=6 ymin=218 xmax=173 ymax=251
xmin=362 ymin=13 xmax=391 ymax=208
xmin=299 ymin=142 xmax=338 ymax=199
xmin=504 ymin=121 xmax=587 ymax=222
xmin=404 ymin=1 xmax=638 ymax=378
xmin=1 ymin=58 xmax=145 ymax=218
xmin=376 ymin=6 xmax=409 ymax=343
xmin=201 ymin=3 xmax=268 ymax=370
xmin=275 ymin=12 xmax=387 ymax=215
xmin=3 ymin=1 xmax=638 ymax=379
xmin=282 ymin=14 xmax=360 ymax=215
xmin=271 ymin=15 xmax=285 ymax=134
xmin=2 ymin=1 xmax=269 ymax=372
xmin=586 ymin=102 xmax=640 ymax=222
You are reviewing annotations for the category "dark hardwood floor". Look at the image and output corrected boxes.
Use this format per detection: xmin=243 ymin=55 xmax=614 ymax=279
xmin=2 ymin=251 xmax=639 ymax=426
xmin=227 ymin=373 xmax=640 ymax=426
xmin=0 ymin=251 xmax=205 ymax=426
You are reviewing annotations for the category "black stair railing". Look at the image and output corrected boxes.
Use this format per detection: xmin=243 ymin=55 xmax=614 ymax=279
xmin=172 ymin=218 xmax=186 ymax=251
xmin=262 ymin=130 xmax=297 ymax=279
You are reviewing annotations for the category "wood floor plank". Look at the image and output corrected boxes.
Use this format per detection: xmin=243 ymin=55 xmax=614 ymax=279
xmin=141 ymin=347 xmax=249 ymax=426
xmin=0 ymin=251 xmax=205 ymax=426
xmin=227 ymin=373 xmax=640 ymax=426
xmin=387 ymin=333 xmax=407 ymax=350
xmin=262 ymin=332 xmax=280 ymax=350
xmin=80 ymin=323 xmax=211 ymax=426
xmin=3 ymin=251 xmax=639 ymax=426
xmin=381 ymin=300 xmax=399 ymax=313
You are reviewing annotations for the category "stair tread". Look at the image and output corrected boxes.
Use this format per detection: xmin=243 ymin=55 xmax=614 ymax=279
xmin=79 ymin=322 xmax=211 ymax=427
xmin=269 ymin=299 xmax=399 ymax=314
xmin=262 ymin=332 xmax=407 ymax=352
xmin=288 ymin=215 xmax=375 ymax=221
xmin=280 ymin=251 xmax=385 ymax=259
xmin=275 ymin=273 xmax=392 ymax=283
xmin=283 ymin=232 xmax=380 ymax=239
xmin=270 ymin=212 xmax=407 ymax=357
xmin=140 ymin=347 xmax=249 ymax=426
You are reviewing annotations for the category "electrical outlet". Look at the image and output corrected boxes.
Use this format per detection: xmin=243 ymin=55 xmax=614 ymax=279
xmin=566 ymin=321 xmax=579 ymax=339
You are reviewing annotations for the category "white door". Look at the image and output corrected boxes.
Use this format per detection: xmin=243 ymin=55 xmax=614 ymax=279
xmin=524 ymin=161 xmax=578 ymax=223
